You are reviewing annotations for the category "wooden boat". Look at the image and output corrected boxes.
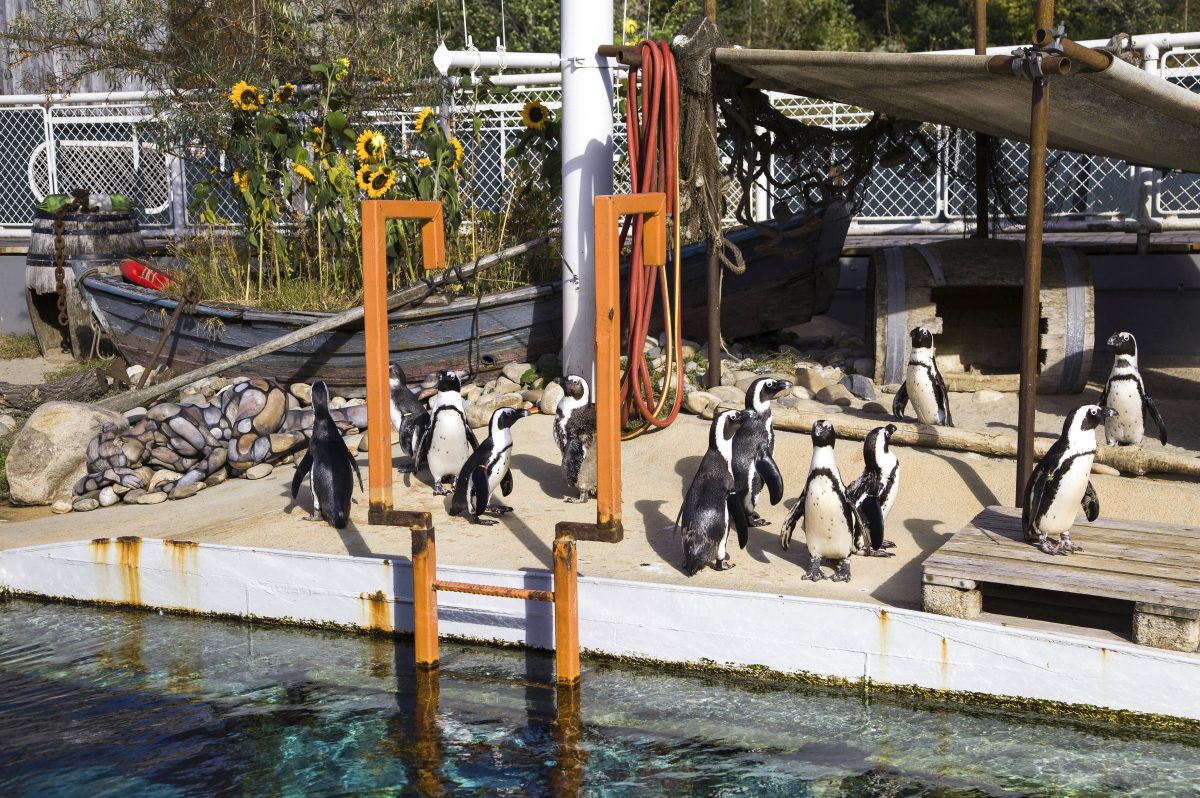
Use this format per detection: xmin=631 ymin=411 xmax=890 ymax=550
xmin=80 ymin=201 xmax=852 ymax=391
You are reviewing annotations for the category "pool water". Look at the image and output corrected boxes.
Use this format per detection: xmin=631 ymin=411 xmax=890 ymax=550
xmin=2 ymin=597 xmax=1198 ymax=797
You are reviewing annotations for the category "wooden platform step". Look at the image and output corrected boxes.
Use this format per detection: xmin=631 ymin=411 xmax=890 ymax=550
xmin=922 ymin=506 xmax=1200 ymax=653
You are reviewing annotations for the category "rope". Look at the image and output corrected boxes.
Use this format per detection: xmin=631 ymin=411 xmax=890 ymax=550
xmin=460 ymin=0 xmax=469 ymax=47
xmin=619 ymin=39 xmax=684 ymax=439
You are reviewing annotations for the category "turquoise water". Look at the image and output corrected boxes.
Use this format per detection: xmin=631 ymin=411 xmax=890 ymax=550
xmin=1 ymin=597 xmax=1199 ymax=797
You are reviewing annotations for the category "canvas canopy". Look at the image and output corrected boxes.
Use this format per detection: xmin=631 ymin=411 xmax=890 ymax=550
xmin=713 ymin=48 xmax=1200 ymax=173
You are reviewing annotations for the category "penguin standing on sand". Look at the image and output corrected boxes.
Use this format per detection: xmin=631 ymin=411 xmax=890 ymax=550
xmin=1023 ymin=404 xmax=1118 ymax=555
xmin=291 ymin=380 xmax=363 ymax=529
xmin=449 ymin=407 xmax=530 ymax=525
xmin=893 ymin=327 xmax=953 ymax=426
xmin=554 ymin=376 xmax=598 ymax=503
xmin=732 ymin=377 xmax=791 ymax=527
xmin=780 ymin=420 xmax=885 ymax=582
xmin=415 ymin=370 xmax=477 ymax=494
xmin=846 ymin=424 xmax=899 ymax=552
xmin=1099 ymin=331 xmax=1167 ymax=446
xmin=678 ymin=410 xmax=772 ymax=575
xmin=389 ymin=363 xmax=430 ymax=473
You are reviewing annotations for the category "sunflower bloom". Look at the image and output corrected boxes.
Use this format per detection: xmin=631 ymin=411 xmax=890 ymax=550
xmin=356 ymin=129 xmax=388 ymax=164
xmin=520 ymin=100 xmax=551 ymax=132
xmin=365 ymin=165 xmax=396 ymax=198
xmin=274 ymin=82 xmax=296 ymax=103
xmin=229 ymin=80 xmax=262 ymax=112
xmin=414 ymin=107 xmax=433 ymax=134
xmin=417 ymin=156 xmax=432 ymax=169
xmin=311 ymin=126 xmax=332 ymax=155
xmin=355 ymin=164 xmax=373 ymax=191
xmin=448 ymin=137 xmax=464 ymax=170
xmin=292 ymin=162 xmax=315 ymax=183
xmin=232 ymin=169 xmax=250 ymax=194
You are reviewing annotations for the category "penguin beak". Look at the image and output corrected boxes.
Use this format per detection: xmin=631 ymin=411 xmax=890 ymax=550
xmin=884 ymin=424 xmax=897 ymax=436
xmin=517 ymin=408 xmax=531 ymax=419
xmin=1106 ymin=333 xmax=1121 ymax=348
xmin=1100 ymin=406 xmax=1119 ymax=418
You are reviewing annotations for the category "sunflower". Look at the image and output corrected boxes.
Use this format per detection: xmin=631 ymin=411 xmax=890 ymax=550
xmin=229 ymin=80 xmax=262 ymax=112
xmin=232 ymin=169 xmax=250 ymax=194
xmin=355 ymin=164 xmax=373 ymax=191
xmin=310 ymin=126 xmax=332 ymax=155
xmin=414 ymin=107 xmax=433 ymax=134
xmin=365 ymin=165 xmax=396 ymax=198
xmin=356 ymin=129 xmax=388 ymax=164
xmin=448 ymin=137 xmax=464 ymax=170
xmin=292 ymin=162 xmax=315 ymax=183
xmin=520 ymin=100 xmax=550 ymax=132
xmin=416 ymin=156 xmax=432 ymax=169
xmin=274 ymin=82 xmax=296 ymax=103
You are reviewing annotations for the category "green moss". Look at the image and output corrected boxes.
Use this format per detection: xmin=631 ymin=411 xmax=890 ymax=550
xmin=0 ymin=333 xmax=40 ymax=360
xmin=41 ymin=358 xmax=107 ymax=383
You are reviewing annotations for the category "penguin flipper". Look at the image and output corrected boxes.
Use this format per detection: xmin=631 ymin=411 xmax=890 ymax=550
xmin=891 ymin=384 xmax=909 ymax=421
xmin=343 ymin=440 xmax=363 ymax=492
xmin=933 ymin=367 xmax=953 ymax=427
xmin=727 ymin=491 xmax=750 ymax=549
xmin=1143 ymin=394 xmax=1168 ymax=445
xmin=1022 ymin=455 xmax=1053 ymax=544
xmin=500 ymin=467 xmax=513 ymax=497
xmin=473 ymin=465 xmax=491 ymax=517
xmin=291 ymin=451 xmax=313 ymax=499
xmin=1081 ymin=481 xmax=1101 ymax=523
xmin=414 ymin=412 xmax=435 ymax=472
xmin=780 ymin=488 xmax=806 ymax=550
xmin=464 ymin=422 xmax=480 ymax=451
xmin=755 ymin=455 xmax=784 ymax=505
xmin=448 ymin=460 xmax=471 ymax=517
xmin=858 ymin=494 xmax=886 ymax=552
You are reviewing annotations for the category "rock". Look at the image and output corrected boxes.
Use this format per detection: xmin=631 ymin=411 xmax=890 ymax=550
xmin=112 ymin=484 xmax=130 ymax=496
xmin=794 ymin=366 xmax=831 ymax=396
xmin=124 ymin=407 xmax=148 ymax=422
xmin=789 ymin=386 xmax=813 ymax=401
xmin=126 ymin=364 xmax=146 ymax=384
xmin=137 ymin=491 xmax=168 ymax=505
xmin=708 ymin=385 xmax=746 ymax=407
xmin=329 ymin=396 xmax=347 ymax=409
xmin=72 ymin=497 xmax=99 ymax=512
xmin=244 ymin=463 xmax=274 ymax=480
xmin=122 ymin=488 xmax=146 ymax=504
xmin=973 ymin=389 xmax=1005 ymax=403
xmin=862 ymin=401 xmax=890 ymax=416
xmin=839 ymin=374 xmax=877 ymax=401
xmin=148 ymin=469 xmax=182 ymax=492
xmin=684 ymin=391 xmax=717 ymax=415
xmin=289 ymin=383 xmax=312 ymax=406
xmin=51 ymin=499 xmax=73 ymax=514
xmin=343 ymin=433 xmax=364 ymax=451
xmin=720 ymin=371 xmax=737 ymax=387
xmin=357 ymin=429 xmax=399 ymax=451
xmin=178 ymin=393 xmax=206 ymax=407
xmin=502 ymin=362 xmax=533 ymax=384
xmin=418 ymin=387 xmax=438 ymax=403
xmin=205 ymin=470 xmax=228 ymax=488
xmin=539 ymin=381 xmax=565 ymax=415
xmin=6 ymin=402 xmax=128 ymax=505
xmin=98 ymin=486 xmax=120 ymax=507
xmin=270 ymin=433 xmax=299 ymax=454
xmin=495 ymin=376 xmax=522 ymax=394
xmin=135 ymin=466 xmax=154 ymax=486
xmin=793 ymin=398 xmax=844 ymax=415
xmin=344 ymin=397 xmax=366 ymax=407
xmin=521 ymin=388 xmax=543 ymax=405
xmin=467 ymin=393 xmax=523 ymax=429
xmin=1092 ymin=463 xmax=1120 ymax=476
xmin=147 ymin=403 xmax=180 ymax=422
xmin=815 ymin=384 xmax=855 ymax=407
xmin=852 ymin=358 xmax=874 ymax=377
xmin=465 ymin=386 xmax=484 ymax=403
xmin=0 ymin=414 xmax=16 ymax=434
xmin=170 ymin=484 xmax=202 ymax=500
xmin=681 ymin=343 xmax=699 ymax=360
xmin=685 ymin=360 xmax=698 ymax=374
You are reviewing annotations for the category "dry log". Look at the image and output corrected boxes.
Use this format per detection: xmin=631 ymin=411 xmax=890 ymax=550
xmin=771 ymin=406 xmax=1200 ymax=479
xmin=96 ymin=237 xmax=549 ymax=414
xmin=0 ymin=368 xmax=108 ymax=411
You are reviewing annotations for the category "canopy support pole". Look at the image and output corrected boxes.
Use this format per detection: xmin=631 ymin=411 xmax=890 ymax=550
xmin=1016 ymin=1 xmax=1056 ymax=502
xmin=973 ymin=0 xmax=991 ymax=238
xmin=704 ymin=0 xmax=723 ymax=389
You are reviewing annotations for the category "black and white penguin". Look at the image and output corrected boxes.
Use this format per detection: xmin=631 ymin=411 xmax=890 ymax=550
xmin=677 ymin=409 xmax=762 ymax=575
xmin=449 ymin=406 xmax=530 ymax=525
xmin=1099 ymin=331 xmax=1167 ymax=447
xmin=415 ymin=370 xmax=478 ymax=495
xmin=554 ymin=375 xmax=598 ymax=503
xmin=846 ymin=423 xmax=900 ymax=552
xmin=390 ymin=363 xmax=430 ymax=473
xmin=1023 ymin=404 xmax=1118 ymax=555
xmin=732 ymin=377 xmax=790 ymax=527
xmin=291 ymin=380 xmax=363 ymax=529
xmin=893 ymin=327 xmax=953 ymax=427
xmin=780 ymin=420 xmax=884 ymax=582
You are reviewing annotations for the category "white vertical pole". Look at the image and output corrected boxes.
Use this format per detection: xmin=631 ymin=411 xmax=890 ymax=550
xmin=1135 ymin=43 xmax=1162 ymax=255
xmin=560 ymin=0 xmax=615 ymax=383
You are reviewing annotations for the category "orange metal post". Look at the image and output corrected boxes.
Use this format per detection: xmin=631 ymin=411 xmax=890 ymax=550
xmin=361 ymin=200 xmax=446 ymax=515
xmin=412 ymin=523 xmax=439 ymax=669
xmin=592 ymin=193 xmax=666 ymax=537
xmin=553 ymin=532 xmax=580 ymax=685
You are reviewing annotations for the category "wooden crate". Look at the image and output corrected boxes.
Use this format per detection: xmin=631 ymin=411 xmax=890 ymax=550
xmin=923 ymin=506 xmax=1200 ymax=652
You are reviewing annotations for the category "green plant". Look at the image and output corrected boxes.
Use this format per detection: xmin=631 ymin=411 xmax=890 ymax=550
xmin=0 ymin=333 xmax=40 ymax=360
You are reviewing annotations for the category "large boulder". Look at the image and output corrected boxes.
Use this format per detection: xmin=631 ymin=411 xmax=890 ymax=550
xmin=7 ymin=402 xmax=128 ymax=505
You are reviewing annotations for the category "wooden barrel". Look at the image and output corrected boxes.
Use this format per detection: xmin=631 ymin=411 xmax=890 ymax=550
xmin=869 ymin=239 xmax=1094 ymax=394
xmin=25 ymin=208 xmax=146 ymax=357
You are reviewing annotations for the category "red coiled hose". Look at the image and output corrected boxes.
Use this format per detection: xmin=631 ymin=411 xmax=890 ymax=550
xmin=619 ymin=39 xmax=683 ymax=439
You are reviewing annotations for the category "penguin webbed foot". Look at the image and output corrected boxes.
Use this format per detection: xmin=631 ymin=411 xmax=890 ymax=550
xmin=563 ymin=492 xmax=589 ymax=504
xmin=1057 ymin=534 xmax=1082 ymax=555
xmin=471 ymin=515 xmax=499 ymax=526
xmin=747 ymin=511 xmax=770 ymax=528
xmin=878 ymin=539 xmax=896 ymax=549
xmin=1037 ymin=535 xmax=1067 ymax=555
xmin=803 ymin=557 xmax=825 ymax=581
xmin=302 ymin=512 xmax=322 ymax=522
xmin=432 ymin=482 xmax=449 ymax=496
xmin=831 ymin=559 xmax=852 ymax=582
xmin=865 ymin=546 xmax=896 ymax=558
xmin=713 ymin=557 xmax=735 ymax=571
xmin=487 ymin=503 xmax=513 ymax=515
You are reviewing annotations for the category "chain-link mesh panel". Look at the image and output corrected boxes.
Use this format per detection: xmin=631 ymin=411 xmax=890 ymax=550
xmin=0 ymin=106 xmax=46 ymax=226
xmin=1158 ymin=50 xmax=1200 ymax=216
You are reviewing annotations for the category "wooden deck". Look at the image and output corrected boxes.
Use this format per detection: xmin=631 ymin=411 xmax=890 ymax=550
xmin=922 ymin=506 xmax=1200 ymax=652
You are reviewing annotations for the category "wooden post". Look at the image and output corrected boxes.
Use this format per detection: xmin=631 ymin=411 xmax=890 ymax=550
xmin=593 ymin=192 xmax=666 ymax=537
xmin=973 ymin=0 xmax=991 ymax=239
xmin=361 ymin=200 xmax=446 ymax=514
xmin=553 ymin=533 xmax=580 ymax=685
xmin=412 ymin=524 xmax=440 ymax=670
xmin=703 ymin=0 xmax=722 ymax=389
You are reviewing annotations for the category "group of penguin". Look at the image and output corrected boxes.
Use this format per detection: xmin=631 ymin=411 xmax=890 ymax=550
xmin=290 ymin=364 xmax=599 ymax=529
xmin=677 ymin=326 xmax=1169 ymax=579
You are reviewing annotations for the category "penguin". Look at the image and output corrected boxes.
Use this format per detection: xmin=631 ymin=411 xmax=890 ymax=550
xmin=1099 ymin=331 xmax=1167 ymax=447
xmin=389 ymin=363 xmax=430 ymax=473
xmin=780 ymin=420 xmax=885 ymax=582
xmin=415 ymin=370 xmax=478 ymax=495
xmin=291 ymin=380 xmax=363 ymax=529
xmin=731 ymin=377 xmax=790 ymax=526
xmin=553 ymin=375 xmax=598 ymax=503
xmin=677 ymin=409 xmax=768 ymax=575
xmin=1023 ymin=404 xmax=1118 ymax=555
xmin=449 ymin=406 xmax=530 ymax=525
xmin=845 ymin=423 xmax=900 ymax=552
xmin=893 ymin=327 xmax=953 ymax=427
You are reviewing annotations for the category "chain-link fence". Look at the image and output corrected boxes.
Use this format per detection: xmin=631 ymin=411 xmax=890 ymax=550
xmin=1 ymin=46 xmax=1199 ymax=236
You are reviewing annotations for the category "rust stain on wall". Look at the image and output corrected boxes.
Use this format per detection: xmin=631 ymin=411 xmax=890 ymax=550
xmin=940 ymin=637 xmax=949 ymax=689
xmin=360 ymin=590 xmax=393 ymax=632
xmin=115 ymin=536 xmax=142 ymax=606
xmin=163 ymin=539 xmax=200 ymax=608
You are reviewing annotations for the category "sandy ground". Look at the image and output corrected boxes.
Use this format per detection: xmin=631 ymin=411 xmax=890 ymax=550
xmin=4 ymin=363 xmax=1198 ymax=613
xmin=0 ymin=355 xmax=71 ymax=385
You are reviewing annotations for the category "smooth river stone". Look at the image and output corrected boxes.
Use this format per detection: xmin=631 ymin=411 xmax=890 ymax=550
xmin=253 ymin=389 xmax=286 ymax=434
xmin=137 ymin=491 xmax=168 ymax=505
xmin=98 ymin=487 xmax=120 ymax=507
xmin=72 ymin=498 xmax=99 ymax=512
xmin=244 ymin=463 xmax=274 ymax=480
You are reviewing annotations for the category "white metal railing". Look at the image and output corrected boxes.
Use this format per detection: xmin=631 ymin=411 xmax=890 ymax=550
xmin=0 ymin=35 xmax=1198 ymax=238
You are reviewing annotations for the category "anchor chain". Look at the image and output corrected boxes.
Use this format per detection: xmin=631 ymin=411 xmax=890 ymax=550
xmin=52 ymin=190 xmax=87 ymax=327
